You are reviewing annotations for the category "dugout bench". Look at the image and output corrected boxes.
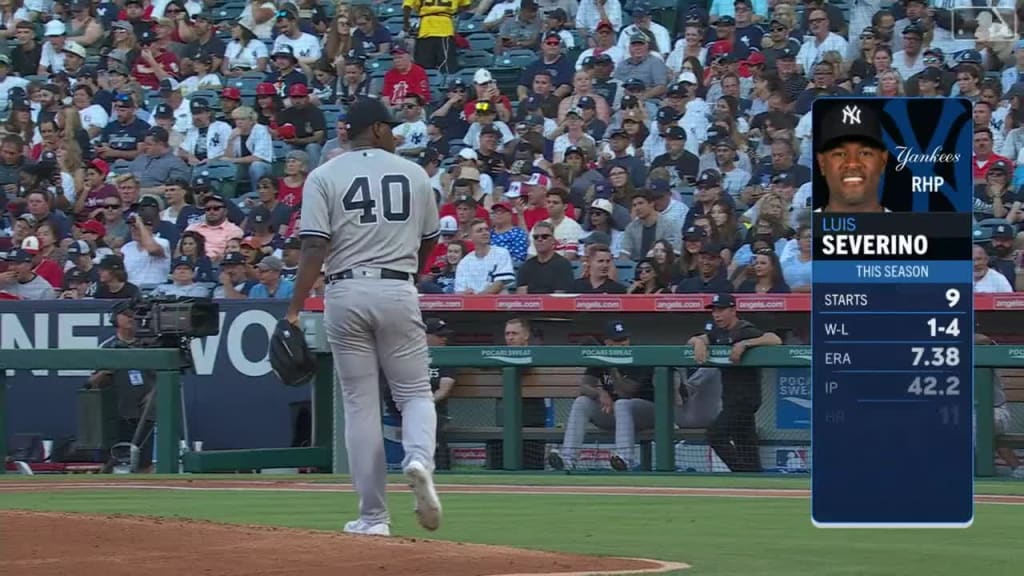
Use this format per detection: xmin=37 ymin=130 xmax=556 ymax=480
xmin=175 ymin=340 xmax=1021 ymax=476
xmin=996 ymin=370 xmax=1024 ymax=451
xmin=445 ymin=368 xmax=708 ymax=471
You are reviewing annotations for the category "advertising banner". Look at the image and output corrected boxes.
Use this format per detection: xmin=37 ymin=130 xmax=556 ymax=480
xmin=1 ymin=300 xmax=309 ymax=450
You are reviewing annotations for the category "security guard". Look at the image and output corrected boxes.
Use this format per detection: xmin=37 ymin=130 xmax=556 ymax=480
xmin=687 ymin=293 xmax=781 ymax=472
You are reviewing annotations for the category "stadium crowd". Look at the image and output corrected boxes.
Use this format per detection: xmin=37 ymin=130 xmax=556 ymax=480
xmin=0 ymin=0 xmax=1022 ymax=300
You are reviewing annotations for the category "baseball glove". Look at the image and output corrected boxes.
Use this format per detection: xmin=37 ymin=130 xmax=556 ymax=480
xmin=268 ymin=319 xmax=317 ymax=387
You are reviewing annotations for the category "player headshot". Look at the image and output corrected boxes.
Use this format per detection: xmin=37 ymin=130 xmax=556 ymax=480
xmin=815 ymin=102 xmax=890 ymax=213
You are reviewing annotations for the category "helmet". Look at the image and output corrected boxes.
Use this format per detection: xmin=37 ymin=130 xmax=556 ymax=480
xmin=268 ymin=319 xmax=316 ymax=387
xmin=256 ymin=82 xmax=277 ymax=97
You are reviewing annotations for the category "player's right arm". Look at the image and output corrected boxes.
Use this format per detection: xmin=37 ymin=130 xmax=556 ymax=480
xmin=286 ymin=171 xmax=332 ymax=325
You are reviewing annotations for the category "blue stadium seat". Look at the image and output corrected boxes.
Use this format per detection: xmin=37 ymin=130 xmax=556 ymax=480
xmin=457 ymin=15 xmax=485 ymax=34
xmin=459 ymin=50 xmax=495 ymax=69
xmin=213 ymin=3 xmax=245 ymax=23
xmin=367 ymin=54 xmax=394 ymax=72
xmin=465 ymin=32 xmax=496 ymax=53
xmin=383 ymin=17 xmax=405 ymax=36
xmin=494 ymin=50 xmax=534 ymax=69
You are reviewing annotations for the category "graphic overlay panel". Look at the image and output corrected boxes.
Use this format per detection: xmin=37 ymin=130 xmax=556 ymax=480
xmin=810 ymin=98 xmax=975 ymax=527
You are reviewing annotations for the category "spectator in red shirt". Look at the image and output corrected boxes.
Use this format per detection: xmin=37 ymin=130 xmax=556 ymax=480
xmin=419 ymin=216 xmax=474 ymax=276
xmin=21 ymin=230 xmax=64 ymax=290
xmin=381 ymin=46 xmax=430 ymax=108
xmin=277 ymin=150 xmax=309 ymax=208
xmin=516 ymin=173 xmax=576 ymax=231
xmin=464 ymin=68 xmax=514 ymax=123
xmin=973 ymin=127 xmax=1010 ymax=180
xmin=131 ymin=30 xmax=180 ymax=90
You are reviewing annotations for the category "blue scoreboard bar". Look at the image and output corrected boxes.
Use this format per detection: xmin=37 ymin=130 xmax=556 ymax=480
xmin=810 ymin=98 xmax=975 ymax=527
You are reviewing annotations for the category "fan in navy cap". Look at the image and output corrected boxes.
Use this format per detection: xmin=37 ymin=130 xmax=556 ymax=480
xmin=988 ymin=223 xmax=1019 ymax=290
xmin=815 ymin=100 xmax=890 ymax=213
xmin=689 ymin=290 xmax=782 ymax=472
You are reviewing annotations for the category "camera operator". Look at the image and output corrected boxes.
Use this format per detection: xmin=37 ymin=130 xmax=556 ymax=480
xmin=86 ymin=300 xmax=157 ymax=473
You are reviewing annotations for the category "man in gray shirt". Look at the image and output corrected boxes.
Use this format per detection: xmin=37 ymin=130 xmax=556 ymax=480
xmin=618 ymin=190 xmax=681 ymax=261
xmin=612 ymin=33 xmax=668 ymax=99
xmin=0 ymin=248 xmax=57 ymax=299
xmin=498 ymin=0 xmax=542 ymax=51
xmin=127 ymin=127 xmax=191 ymax=193
xmin=151 ymin=256 xmax=213 ymax=297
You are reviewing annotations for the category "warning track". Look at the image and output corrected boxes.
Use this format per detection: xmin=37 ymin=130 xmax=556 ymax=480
xmin=0 ymin=480 xmax=1021 ymax=504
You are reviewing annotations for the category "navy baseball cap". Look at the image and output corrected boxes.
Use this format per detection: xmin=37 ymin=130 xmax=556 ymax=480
xmin=417 ymin=148 xmax=440 ymax=166
xmin=2 ymin=248 xmax=32 ymax=263
xmin=624 ymin=78 xmax=646 ymax=91
xmin=171 ymin=255 xmax=194 ymax=269
xmin=605 ymin=321 xmax=630 ymax=341
xmin=656 ymin=106 xmax=680 ymax=124
xmin=98 ymin=254 xmax=125 ymax=270
xmin=564 ymin=145 xmax=585 ymax=158
xmin=154 ymin=103 xmax=174 ymax=118
xmin=706 ymin=293 xmax=737 ymax=309
xmin=221 ymin=251 xmax=246 ymax=265
xmin=250 ymin=206 xmax=271 ymax=224
xmin=577 ymin=95 xmax=596 ymax=109
xmin=816 ymin=101 xmax=885 ymax=152
xmin=665 ymin=126 xmax=686 ymax=140
xmin=696 ymin=169 xmax=722 ymax=188
xmin=425 ymin=317 xmax=455 ymax=336
xmin=345 ymin=98 xmax=399 ymax=138
xmin=683 ymin=225 xmax=707 ymax=240
xmin=992 ymin=224 xmax=1014 ymax=239
xmin=66 ymin=239 xmax=92 ymax=256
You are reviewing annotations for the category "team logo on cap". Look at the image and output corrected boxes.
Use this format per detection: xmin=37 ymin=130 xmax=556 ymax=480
xmin=841 ymin=105 xmax=861 ymax=125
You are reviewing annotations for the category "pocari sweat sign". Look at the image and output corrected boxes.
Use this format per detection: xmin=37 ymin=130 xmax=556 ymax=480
xmin=776 ymin=368 xmax=810 ymax=429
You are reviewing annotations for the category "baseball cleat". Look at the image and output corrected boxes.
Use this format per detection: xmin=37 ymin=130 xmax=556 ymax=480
xmin=343 ymin=519 xmax=391 ymax=536
xmin=404 ymin=460 xmax=442 ymax=531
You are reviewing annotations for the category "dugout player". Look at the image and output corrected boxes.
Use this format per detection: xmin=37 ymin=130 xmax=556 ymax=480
xmin=815 ymin=102 xmax=890 ymax=213
xmin=383 ymin=318 xmax=458 ymax=470
xmin=284 ymin=98 xmax=443 ymax=537
xmin=404 ymin=0 xmax=471 ymax=74
xmin=688 ymin=293 xmax=782 ymax=472
xmin=548 ymin=321 xmax=660 ymax=472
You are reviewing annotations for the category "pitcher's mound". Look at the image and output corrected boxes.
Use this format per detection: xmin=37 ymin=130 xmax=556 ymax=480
xmin=1 ymin=511 xmax=687 ymax=576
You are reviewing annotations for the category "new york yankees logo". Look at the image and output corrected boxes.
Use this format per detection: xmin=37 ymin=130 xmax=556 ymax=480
xmin=841 ymin=105 xmax=861 ymax=125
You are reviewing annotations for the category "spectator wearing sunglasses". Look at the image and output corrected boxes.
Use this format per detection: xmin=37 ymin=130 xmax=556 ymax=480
xmin=627 ymin=258 xmax=667 ymax=294
xmin=516 ymin=221 xmax=575 ymax=293
xmin=185 ymin=193 xmax=245 ymax=261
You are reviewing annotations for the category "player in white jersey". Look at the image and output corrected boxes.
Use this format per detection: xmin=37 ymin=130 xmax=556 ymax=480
xmin=285 ymin=98 xmax=442 ymax=537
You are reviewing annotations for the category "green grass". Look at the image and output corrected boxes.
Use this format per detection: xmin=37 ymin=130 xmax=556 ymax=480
xmin=1 ymin=478 xmax=1022 ymax=576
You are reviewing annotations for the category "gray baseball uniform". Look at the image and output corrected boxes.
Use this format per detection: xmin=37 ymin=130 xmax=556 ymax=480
xmin=300 ymin=148 xmax=440 ymax=526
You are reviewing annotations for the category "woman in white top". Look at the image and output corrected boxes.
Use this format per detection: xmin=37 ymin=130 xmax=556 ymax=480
xmin=180 ymin=55 xmax=223 ymax=95
xmin=71 ymin=84 xmax=108 ymax=141
xmin=666 ymin=24 xmax=706 ymax=79
xmin=552 ymin=108 xmax=597 ymax=163
xmin=780 ymin=225 xmax=811 ymax=292
xmin=223 ymin=20 xmax=269 ymax=77
xmin=239 ymin=0 xmax=278 ymax=41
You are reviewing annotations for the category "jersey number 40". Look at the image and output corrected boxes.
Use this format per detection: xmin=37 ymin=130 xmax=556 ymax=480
xmin=342 ymin=174 xmax=412 ymax=224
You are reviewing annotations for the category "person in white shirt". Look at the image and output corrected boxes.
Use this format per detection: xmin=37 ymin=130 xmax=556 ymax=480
xmin=576 ymin=0 xmax=623 ymax=35
xmin=393 ymin=93 xmax=429 ymax=158
xmin=272 ymin=7 xmax=322 ymax=68
xmin=178 ymin=98 xmax=232 ymax=165
xmin=796 ymin=8 xmax=848 ymax=76
xmin=616 ymin=4 xmax=671 ymax=56
xmin=973 ymin=243 xmax=1013 ymax=293
xmin=240 ymin=0 xmax=280 ymax=40
xmin=223 ymin=105 xmax=274 ymax=185
xmin=454 ymin=219 xmax=516 ymax=294
xmin=223 ymin=20 xmax=269 ymax=75
xmin=527 ymin=188 xmax=583 ymax=259
xmin=71 ymin=83 xmax=109 ymax=141
xmin=37 ymin=19 xmax=67 ymax=75
xmin=179 ymin=53 xmax=223 ymax=95
xmin=121 ymin=216 xmax=172 ymax=287
xmin=481 ymin=0 xmax=520 ymax=31
xmin=891 ymin=24 xmax=926 ymax=81
xmin=552 ymin=107 xmax=597 ymax=162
